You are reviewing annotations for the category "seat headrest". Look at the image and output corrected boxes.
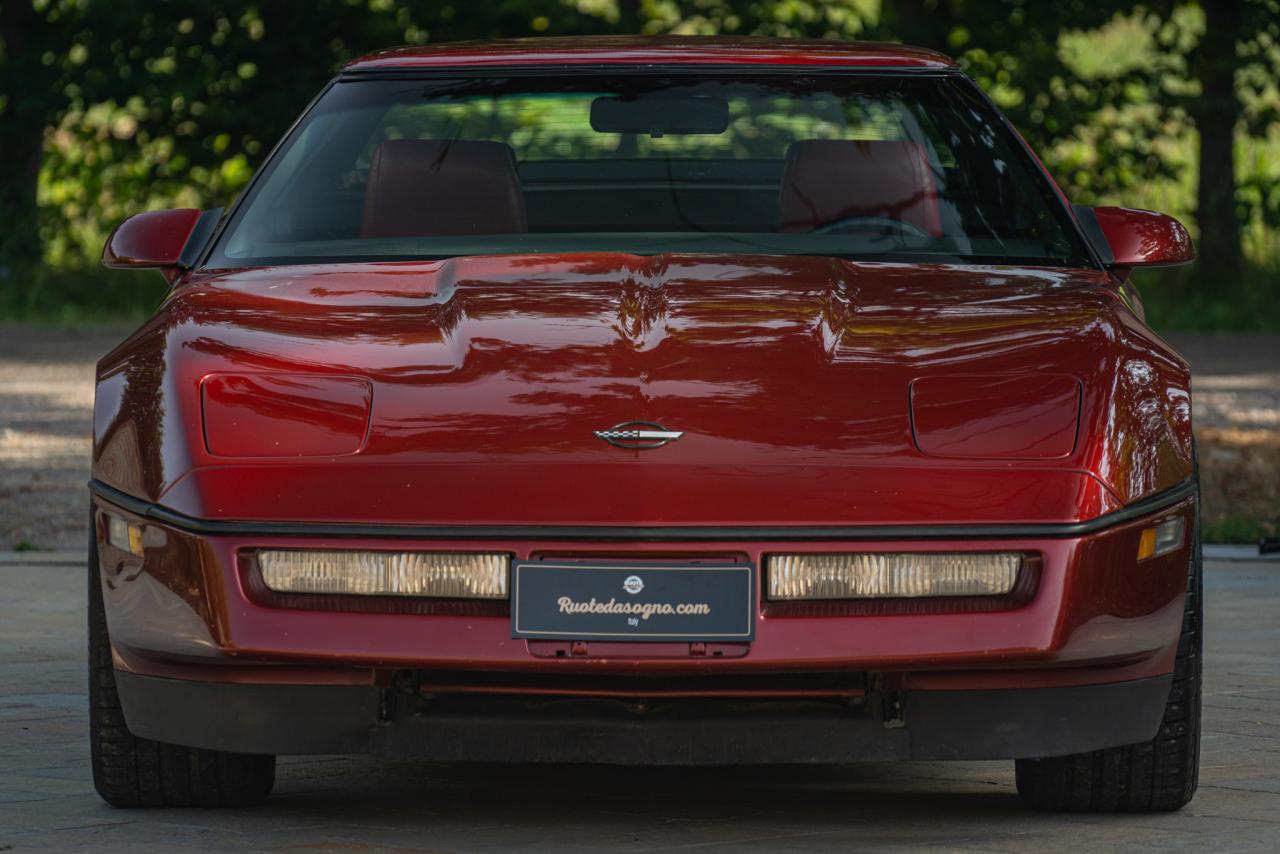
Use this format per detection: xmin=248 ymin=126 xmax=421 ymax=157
xmin=361 ymin=139 xmax=527 ymax=239
xmin=777 ymin=139 xmax=942 ymax=236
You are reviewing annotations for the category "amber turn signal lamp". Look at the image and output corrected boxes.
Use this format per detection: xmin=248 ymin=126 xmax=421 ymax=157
xmin=1137 ymin=517 xmax=1185 ymax=561
xmin=105 ymin=514 xmax=144 ymax=556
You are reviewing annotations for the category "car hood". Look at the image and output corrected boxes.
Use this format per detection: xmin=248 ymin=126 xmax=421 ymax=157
xmin=95 ymin=253 xmax=1192 ymax=526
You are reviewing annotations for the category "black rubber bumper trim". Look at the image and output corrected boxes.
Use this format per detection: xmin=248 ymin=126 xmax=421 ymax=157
xmin=89 ymin=477 xmax=1196 ymax=542
xmin=905 ymin=674 xmax=1172 ymax=760
xmin=115 ymin=671 xmax=379 ymax=755
xmin=113 ymin=671 xmax=1171 ymax=762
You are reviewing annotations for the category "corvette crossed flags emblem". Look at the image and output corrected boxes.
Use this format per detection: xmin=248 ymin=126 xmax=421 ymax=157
xmin=594 ymin=420 xmax=684 ymax=449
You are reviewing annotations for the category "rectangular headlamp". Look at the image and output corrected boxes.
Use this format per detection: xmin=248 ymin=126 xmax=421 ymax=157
xmin=258 ymin=551 xmax=508 ymax=599
xmin=767 ymin=552 xmax=1022 ymax=600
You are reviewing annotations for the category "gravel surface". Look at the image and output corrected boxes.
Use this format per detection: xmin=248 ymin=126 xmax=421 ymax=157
xmin=0 ymin=325 xmax=134 ymax=550
xmin=1170 ymin=333 xmax=1280 ymax=432
xmin=0 ymin=325 xmax=1276 ymax=550
xmin=1167 ymin=334 xmax=1280 ymax=540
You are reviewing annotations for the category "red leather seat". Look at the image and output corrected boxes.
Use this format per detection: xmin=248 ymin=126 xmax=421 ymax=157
xmin=360 ymin=139 xmax=528 ymax=238
xmin=777 ymin=139 xmax=942 ymax=236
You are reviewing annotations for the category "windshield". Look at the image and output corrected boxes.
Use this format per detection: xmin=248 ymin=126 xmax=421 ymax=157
xmin=208 ymin=71 xmax=1094 ymax=268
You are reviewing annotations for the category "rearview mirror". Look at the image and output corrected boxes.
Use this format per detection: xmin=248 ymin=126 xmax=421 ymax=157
xmin=1075 ymin=205 xmax=1195 ymax=269
xmin=590 ymin=95 xmax=730 ymax=136
xmin=102 ymin=208 xmax=220 ymax=282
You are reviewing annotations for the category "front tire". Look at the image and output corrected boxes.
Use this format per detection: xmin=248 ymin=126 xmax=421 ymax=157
xmin=89 ymin=519 xmax=276 ymax=807
xmin=1015 ymin=504 xmax=1202 ymax=812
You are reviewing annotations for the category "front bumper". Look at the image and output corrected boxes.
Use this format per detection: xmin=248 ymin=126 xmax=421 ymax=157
xmin=114 ymin=670 xmax=1173 ymax=761
xmin=91 ymin=480 xmax=1195 ymax=760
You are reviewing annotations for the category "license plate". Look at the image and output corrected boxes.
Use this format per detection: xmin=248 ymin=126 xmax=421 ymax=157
xmin=511 ymin=561 xmax=755 ymax=642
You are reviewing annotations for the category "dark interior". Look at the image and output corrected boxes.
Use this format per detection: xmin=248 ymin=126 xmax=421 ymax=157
xmin=283 ymin=151 xmax=960 ymax=241
xmin=210 ymin=73 xmax=1094 ymax=268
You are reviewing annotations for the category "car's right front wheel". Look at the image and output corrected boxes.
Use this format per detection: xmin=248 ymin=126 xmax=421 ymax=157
xmin=88 ymin=520 xmax=276 ymax=808
xmin=1015 ymin=511 xmax=1202 ymax=812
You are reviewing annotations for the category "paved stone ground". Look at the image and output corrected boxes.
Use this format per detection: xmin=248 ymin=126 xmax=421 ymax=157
xmin=0 ymin=553 xmax=1276 ymax=853
xmin=2 ymin=326 xmax=1277 ymax=550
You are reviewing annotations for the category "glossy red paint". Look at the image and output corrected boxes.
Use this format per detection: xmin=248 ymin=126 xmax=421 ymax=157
xmin=90 ymin=45 xmax=1201 ymax=758
xmin=1094 ymin=206 xmax=1196 ymax=268
xmin=345 ymin=36 xmax=955 ymax=72
xmin=92 ymin=248 xmax=1195 ymax=694
xmin=94 ymin=496 xmax=1192 ymax=691
xmin=93 ymin=255 xmax=1191 ymax=528
xmin=201 ymin=373 xmax=372 ymax=457
xmin=910 ymin=374 xmax=1081 ymax=459
xmin=101 ymin=208 xmax=202 ymax=279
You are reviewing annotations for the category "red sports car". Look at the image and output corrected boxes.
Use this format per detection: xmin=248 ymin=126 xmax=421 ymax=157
xmin=91 ymin=36 xmax=1201 ymax=812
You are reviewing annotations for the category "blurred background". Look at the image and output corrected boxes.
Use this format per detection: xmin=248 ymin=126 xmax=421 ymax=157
xmin=0 ymin=0 xmax=1277 ymax=550
xmin=5 ymin=0 xmax=1280 ymax=326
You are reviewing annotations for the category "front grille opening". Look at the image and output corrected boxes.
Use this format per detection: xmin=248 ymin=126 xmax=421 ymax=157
xmin=415 ymin=670 xmax=867 ymax=700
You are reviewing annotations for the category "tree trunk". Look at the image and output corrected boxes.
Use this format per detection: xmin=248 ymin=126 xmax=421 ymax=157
xmin=0 ymin=1 xmax=48 ymax=278
xmin=0 ymin=123 xmax=44 ymax=280
xmin=881 ymin=0 xmax=953 ymax=52
xmin=1190 ymin=0 xmax=1245 ymax=285
xmin=618 ymin=0 xmax=642 ymax=34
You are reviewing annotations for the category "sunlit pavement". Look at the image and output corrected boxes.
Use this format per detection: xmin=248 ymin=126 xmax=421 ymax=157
xmin=0 ymin=552 xmax=1277 ymax=852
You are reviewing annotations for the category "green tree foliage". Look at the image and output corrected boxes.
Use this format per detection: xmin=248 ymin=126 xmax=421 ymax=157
xmin=1179 ymin=0 xmax=1280 ymax=283
xmin=2 ymin=0 xmax=1279 ymax=326
xmin=883 ymin=0 xmax=1280 ymax=285
xmin=4 ymin=0 xmax=642 ymax=275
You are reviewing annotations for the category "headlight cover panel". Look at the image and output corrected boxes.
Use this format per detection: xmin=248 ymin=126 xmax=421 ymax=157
xmin=201 ymin=373 xmax=372 ymax=457
xmin=910 ymin=374 xmax=1081 ymax=459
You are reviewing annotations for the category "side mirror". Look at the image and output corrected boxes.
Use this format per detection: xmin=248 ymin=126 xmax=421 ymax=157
xmin=102 ymin=208 xmax=220 ymax=283
xmin=1074 ymin=205 xmax=1195 ymax=270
